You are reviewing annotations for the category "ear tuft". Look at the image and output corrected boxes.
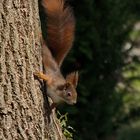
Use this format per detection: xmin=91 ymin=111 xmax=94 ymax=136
xmin=66 ymin=71 xmax=78 ymax=87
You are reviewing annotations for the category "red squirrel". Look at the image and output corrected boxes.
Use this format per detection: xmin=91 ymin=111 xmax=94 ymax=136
xmin=35 ymin=0 xmax=78 ymax=107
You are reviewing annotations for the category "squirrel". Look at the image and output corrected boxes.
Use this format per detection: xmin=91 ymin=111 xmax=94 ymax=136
xmin=34 ymin=0 xmax=78 ymax=107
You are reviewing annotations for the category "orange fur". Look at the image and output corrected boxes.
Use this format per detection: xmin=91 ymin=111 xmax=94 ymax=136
xmin=35 ymin=0 xmax=78 ymax=105
xmin=42 ymin=0 xmax=75 ymax=66
xmin=66 ymin=71 xmax=79 ymax=87
xmin=34 ymin=71 xmax=53 ymax=85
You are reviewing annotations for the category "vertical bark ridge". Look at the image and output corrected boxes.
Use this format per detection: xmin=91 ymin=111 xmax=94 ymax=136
xmin=0 ymin=0 xmax=65 ymax=139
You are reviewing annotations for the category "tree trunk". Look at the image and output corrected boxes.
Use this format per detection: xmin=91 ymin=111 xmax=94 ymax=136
xmin=0 ymin=0 xmax=65 ymax=139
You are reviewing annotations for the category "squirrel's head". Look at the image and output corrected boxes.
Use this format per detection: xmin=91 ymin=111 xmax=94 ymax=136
xmin=56 ymin=71 xmax=78 ymax=105
xmin=46 ymin=71 xmax=78 ymax=105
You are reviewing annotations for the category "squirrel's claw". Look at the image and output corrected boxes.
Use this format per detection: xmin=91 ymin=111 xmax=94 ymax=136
xmin=34 ymin=72 xmax=52 ymax=85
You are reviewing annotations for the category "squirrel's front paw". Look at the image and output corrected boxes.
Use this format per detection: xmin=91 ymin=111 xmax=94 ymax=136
xmin=34 ymin=71 xmax=42 ymax=78
xmin=34 ymin=71 xmax=53 ymax=85
xmin=34 ymin=71 xmax=47 ymax=80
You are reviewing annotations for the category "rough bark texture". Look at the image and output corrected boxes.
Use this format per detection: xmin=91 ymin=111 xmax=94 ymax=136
xmin=0 ymin=0 xmax=65 ymax=139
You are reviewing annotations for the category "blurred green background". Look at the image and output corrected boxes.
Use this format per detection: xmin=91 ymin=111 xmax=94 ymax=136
xmin=40 ymin=0 xmax=140 ymax=139
xmin=61 ymin=0 xmax=140 ymax=140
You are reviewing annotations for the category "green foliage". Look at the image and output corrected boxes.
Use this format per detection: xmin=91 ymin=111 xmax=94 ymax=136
xmin=117 ymin=120 xmax=140 ymax=140
xmin=57 ymin=111 xmax=75 ymax=140
xmin=61 ymin=0 xmax=140 ymax=139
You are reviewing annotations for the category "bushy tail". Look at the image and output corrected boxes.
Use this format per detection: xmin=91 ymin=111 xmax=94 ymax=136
xmin=42 ymin=0 xmax=75 ymax=67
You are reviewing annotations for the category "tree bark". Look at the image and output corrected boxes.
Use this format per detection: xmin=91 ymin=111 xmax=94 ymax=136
xmin=0 ymin=0 xmax=65 ymax=139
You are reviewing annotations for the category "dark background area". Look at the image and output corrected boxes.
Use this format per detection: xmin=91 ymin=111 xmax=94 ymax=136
xmin=40 ymin=0 xmax=140 ymax=139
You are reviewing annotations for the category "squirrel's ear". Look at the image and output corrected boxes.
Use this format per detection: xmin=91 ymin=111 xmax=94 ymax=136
xmin=66 ymin=71 xmax=78 ymax=87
